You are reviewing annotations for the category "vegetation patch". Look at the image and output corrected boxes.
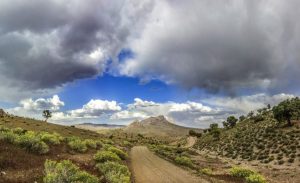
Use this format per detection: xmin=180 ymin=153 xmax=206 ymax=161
xmin=43 ymin=159 xmax=99 ymax=183
xmin=175 ymin=156 xmax=193 ymax=168
xmin=94 ymin=150 xmax=121 ymax=163
xmin=96 ymin=161 xmax=130 ymax=183
xmin=107 ymin=146 xmax=128 ymax=160
xmin=67 ymin=137 xmax=88 ymax=153
xmin=200 ymin=168 xmax=213 ymax=175
xmin=230 ymin=167 xmax=267 ymax=183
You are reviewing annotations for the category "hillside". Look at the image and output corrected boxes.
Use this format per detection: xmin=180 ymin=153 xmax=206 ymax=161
xmin=0 ymin=112 xmax=131 ymax=183
xmin=124 ymin=115 xmax=202 ymax=137
xmin=195 ymin=114 xmax=300 ymax=168
xmin=192 ymin=99 xmax=300 ymax=183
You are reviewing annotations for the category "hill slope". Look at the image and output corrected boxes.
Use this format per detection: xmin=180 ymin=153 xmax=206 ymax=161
xmin=124 ymin=116 xmax=202 ymax=137
xmin=0 ymin=112 xmax=131 ymax=183
xmin=195 ymin=111 xmax=300 ymax=168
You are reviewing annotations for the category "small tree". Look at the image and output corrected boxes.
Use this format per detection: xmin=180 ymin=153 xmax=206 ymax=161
xmin=209 ymin=123 xmax=220 ymax=140
xmin=227 ymin=116 xmax=238 ymax=128
xmin=43 ymin=110 xmax=52 ymax=122
xmin=239 ymin=115 xmax=246 ymax=122
xmin=247 ymin=111 xmax=254 ymax=118
xmin=222 ymin=121 xmax=229 ymax=129
xmin=272 ymin=98 xmax=300 ymax=126
xmin=189 ymin=130 xmax=202 ymax=137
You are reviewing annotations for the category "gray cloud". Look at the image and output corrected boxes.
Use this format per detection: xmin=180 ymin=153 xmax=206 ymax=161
xmin=119 ymin=0 xmax=300 ymax=94
xmin=0 ymin=0 xmax=153 ymax=101
xmin=1 ymin=0 xmax=300 ymax=102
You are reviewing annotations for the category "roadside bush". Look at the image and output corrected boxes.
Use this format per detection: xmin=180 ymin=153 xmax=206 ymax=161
xmin=122 ymin=140 xmax=132 ymax=147
xmin=230 ymin=167 xmax=267 ymax=183
xmin=175 ymin=156 xmax=193 ymax=167
xmin=245 ymin=173 xmax=267 ymax=183
xmin=94 ymin=150 xmax=121 ymax=163
xmin=200 ymin=168 xmax=213 ymax=175
xmin=43 ymin=159 xmax=99 ymax=183
xmin=68 ymin=139 xmax=87 ymax=153
xmin=229 ymin=167 xmax=255 ymax=178
xmin=96 ymin=161 xmax=130 ymax=183
xmin=107 ymin=147 xmax=128 ymax=160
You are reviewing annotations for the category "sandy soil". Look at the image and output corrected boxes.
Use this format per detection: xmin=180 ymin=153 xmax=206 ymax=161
xmin=130 ymin=146 xmax=208 ymax=183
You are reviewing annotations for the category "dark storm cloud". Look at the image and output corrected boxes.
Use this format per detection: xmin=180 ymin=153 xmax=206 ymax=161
xmin=0 ymin=0 xmax=153 ymax=100
xmin=1 ymin=0 xmax=300 ymax=102
xmin=119 ymin=0 xmax=300 ymax=94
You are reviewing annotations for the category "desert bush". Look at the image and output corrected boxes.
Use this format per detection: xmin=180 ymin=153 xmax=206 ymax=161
xmin=16 ymin=131 xmax=49 ymax=154
xmin=0 ymin=129 xmax=49 ymax=154
xmin=229 ymin=167 xmax=255 ymax=178
xmin=96 ymin=161 xmax=130 ymax=183
xmin=43 ymin=159 xmax=99 ymax=183
xmin=107 ymin=147 xmax=128 ymax=160
xmin=200 ymin=168 xmax=213 ymax=175
xmin=39 ymin=132 xmax=63 ymax=145
xmin=84 ymin=139 xmax=97 ymax=149
xmin=94 ymin=150 xmax=121 ymax=163
xmin=0 ymin=131 xmax=18 ymax=143
xmin=175 ymin=156 xmax=193 ymax=167
xmin=288 ymin=158 xmax=294 ymax=163
xmin=189 ymin=130 xmax=202 ymax=137
xmin=122 ymin=140 xmax=132 ymax=147
xmin=245 ymin=174 xmax=267 ymax=183
xmin=12 ymin=127 xmax=25 ymax=135
xmin=230 ymin=167 xmax=267 ymax=183
xmin=68 ymin=139 xmax=87 ymax=153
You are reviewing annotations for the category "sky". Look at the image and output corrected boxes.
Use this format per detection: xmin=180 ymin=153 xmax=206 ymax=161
xmin=0 ymin=0 xmax=300 ymax=128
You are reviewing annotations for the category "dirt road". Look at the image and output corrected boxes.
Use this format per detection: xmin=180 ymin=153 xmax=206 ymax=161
xmin=130 ymin=146 xmax=208 ymax=183
xmin=184 ymin=136 xmax=197 ymax=148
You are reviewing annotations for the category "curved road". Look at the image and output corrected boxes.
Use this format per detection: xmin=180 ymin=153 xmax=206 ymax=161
xmin=130 ymin=146 xmax=208 ymax=183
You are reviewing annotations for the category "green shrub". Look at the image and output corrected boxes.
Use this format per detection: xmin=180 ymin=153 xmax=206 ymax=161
xmin=230 ymin=167 xmax=267 ymax=183
xmin=43 ymin=160 xmax=99 ymax=183
xmin=68 ymin=139 xmax=87 ymax=153
xmin=94 ymin=151 xmax=121 ymax=163
xmin=39 ymin=132 xmax=63 ymax=145
xmin=175 ymin=156 xmax=193 ymax=167
xmin=200 ymin=168 xmax=213 ymax=175
xmin=122 ymin=140 xmax=132 ymax=147
xmin=96 ymin=140 xmax=104 ymax=148
xmin=16 ymin=131 xmax=49 ymax=154
xmin=245 ymin=173 xmax=267 ymax=183
xmin=107 ymin=147 xmax=128 ymax=160
xmin=84 ymin=139 xmax=97 ymax=149
xmin=229 ymin=167 xmax=255 ymax=178
xmin=12 ymin=127 xmax=25 ymax=135
xmin=0 ymin=131 xmax=18 ymax=143
xmin=96 ymin=161 xmax=130 ymax=183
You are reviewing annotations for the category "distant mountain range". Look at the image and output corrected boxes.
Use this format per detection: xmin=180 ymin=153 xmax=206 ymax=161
xmin=124 ymin=115 xmax=202 ymax=137
xmin=76 ymin=123 xmax=125 ymax=129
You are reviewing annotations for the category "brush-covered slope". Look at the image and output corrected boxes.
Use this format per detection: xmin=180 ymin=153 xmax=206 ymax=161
xmin=124 ymin=115 xmax=202 ymax=137
xmin=195 ymin=109 xmax=300 ymax=167
xmin=0 ymin=111 xmax=131 ymax=183
xmin=0 ymin=113 xmax=103 ymax=139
